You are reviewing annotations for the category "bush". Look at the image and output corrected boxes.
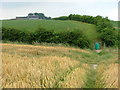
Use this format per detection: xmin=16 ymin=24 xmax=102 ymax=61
xmin=53 ymin=14 xmax=118 ymax=47
xmin=2 ymin=27 xmax=95 ymax=48
xmin=2 ymin=27 xmax=31 ymax=43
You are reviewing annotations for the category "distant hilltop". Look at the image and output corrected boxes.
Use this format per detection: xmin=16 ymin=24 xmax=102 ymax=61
xmin=15 ymin=12 xmax=51 ymax=20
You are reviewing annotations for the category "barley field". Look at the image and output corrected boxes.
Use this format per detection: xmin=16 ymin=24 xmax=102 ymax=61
xmin=96 ymin=64 xmax=118 ymax=88
xmin=1 ymin=43 xmax=119 ymax=88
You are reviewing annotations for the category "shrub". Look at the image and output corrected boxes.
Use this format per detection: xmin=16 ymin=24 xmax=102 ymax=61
xmin=53 ymin=14 xmax=118 ymax=47
xmin=2 ymin=27 xmax=95 ymax=48
xmin=2 ymin=27 xmax=31 ymax=43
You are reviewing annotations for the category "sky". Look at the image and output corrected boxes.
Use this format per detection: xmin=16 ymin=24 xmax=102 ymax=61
xmin=0 ymin=0 xmax=119 ymax=21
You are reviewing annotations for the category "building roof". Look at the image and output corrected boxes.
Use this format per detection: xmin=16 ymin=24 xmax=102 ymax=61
xmin=16 ymin=17 xmax=27 ymax=18
xmin=28 ymin=15 xmax=39 ymax=18
xmin=16 ymin=12 xmax=51 ymax=20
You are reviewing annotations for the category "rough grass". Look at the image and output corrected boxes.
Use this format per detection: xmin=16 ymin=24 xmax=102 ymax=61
xmin=111 ymin=21 xmax=118 ymax=27
xmin=111 ymin=21 xmax=119 ymax=29
xmin=2 ymin=20 xmax=98 ymax=43
xmin=1 ymin=43 xmax=118 ymax=88
xmin=2 ymin=20 xmax=97 ymax=33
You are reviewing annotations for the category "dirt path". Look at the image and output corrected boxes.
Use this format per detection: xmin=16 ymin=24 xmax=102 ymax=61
xmin=82 ymin=64 xmax=104 ymax=88
xmin=82 ymin=65 xmax=97 ymax=88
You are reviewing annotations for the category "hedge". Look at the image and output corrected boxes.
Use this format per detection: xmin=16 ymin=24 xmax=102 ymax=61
xmin=2 ymin=27 xmax=94 ymax=48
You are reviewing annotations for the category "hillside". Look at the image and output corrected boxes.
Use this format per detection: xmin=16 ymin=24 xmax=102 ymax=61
xmin=2 ymin=19 xmax=99 ymax=48
xmin=111 ymin=21 xmax=119 ymax=29
xmin=1 ymin=43 xmax=118 ymax=88
xmin=2 ymin=20 xmax=97 ymax=33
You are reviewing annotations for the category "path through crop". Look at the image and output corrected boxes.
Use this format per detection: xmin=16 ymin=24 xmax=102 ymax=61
xmin=1 ymin=43 xmax=118 ymax=88
xmin=82 ymin=64 xmax=105 ymax=88
xmin=83 ymin=65 xmax=97 ymax=88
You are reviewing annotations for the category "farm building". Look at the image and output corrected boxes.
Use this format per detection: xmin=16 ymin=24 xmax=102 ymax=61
xmin=15 ymin=12 xmax=51 ymax=20
xmin=16 ymin=17 xmax=28 ymax=20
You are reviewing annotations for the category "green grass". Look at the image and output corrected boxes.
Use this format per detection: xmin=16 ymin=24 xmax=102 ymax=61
xmin=2 ymin=20 xmax=97 ymax=33
xmin=83 ymin=67 xmax=98 ymax=88
xmin=111 ymin=21 xmax=119 ymax=28
xmin=2 ymin=20 xmax=99 ymax=47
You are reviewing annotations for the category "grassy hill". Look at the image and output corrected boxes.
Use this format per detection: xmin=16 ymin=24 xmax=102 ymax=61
xmin=111 ymin=21 xmax=119 ymax=29
xmin=2 ymin=19 xmax=98 ymax=36
xmin=2 ymin=20 xmax=97 ymax=33
xmin=111 ymin=21 xmax=118 ymax=27
xmin=1 ymin=43 xmax=118 ymax=88
xmin=2 ymin=20 xmax=99 ymax=48
xmin=1 ymin=19 xmax=118 ymax=88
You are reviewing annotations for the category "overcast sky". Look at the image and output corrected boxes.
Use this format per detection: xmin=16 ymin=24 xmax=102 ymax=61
xmin=0 ymin=0 xmax=119 ymax=21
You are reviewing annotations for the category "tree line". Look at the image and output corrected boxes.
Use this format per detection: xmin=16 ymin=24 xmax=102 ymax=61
xmin=53 ymin=14 xmax=118 ymax=47
xmin=2 ymin=14 xmax=118 ymax=48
